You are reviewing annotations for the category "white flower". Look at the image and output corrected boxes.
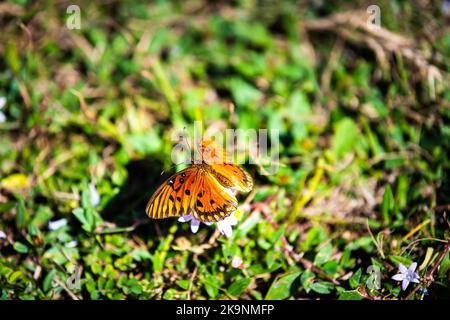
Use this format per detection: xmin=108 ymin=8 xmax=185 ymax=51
xmin=65 ymin=240 xmax=78 ymax=248
xmin=217 ymin=213 xmax=238 ymax=238
xmin=0 ymin=96 xmax=6 ymax=123
xmin=89 ymin=182 xmax=100 ymax=207
xmin=231 ymin=255 xmax=245 ymax=269
xmin=0 ymin=230 xmax=7 ymax=239
xmin=392 ymin=262 xmax=420 ymax=291
xmin=178 ymin=214 xmax=212 ymax=233
xmin=178 ymin=211 xmax=238 ymax=238
xmin=48 ymin=218 xmax=68 ymax=230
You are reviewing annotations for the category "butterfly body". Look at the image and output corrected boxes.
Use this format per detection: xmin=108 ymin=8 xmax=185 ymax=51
xmin=146 ymin=140 xmax=253 ymax=223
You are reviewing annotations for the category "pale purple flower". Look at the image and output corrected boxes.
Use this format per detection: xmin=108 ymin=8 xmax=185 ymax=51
xmin=89 ymin=182 xmax=100 ymax=207
xmin=443 ymin=0 xmax=450 ymax=15
xmin=48 ymin=218 xmax=68 ymax=230
xmin=392 ymin=262 xmax=420 ymax=291
xmin=0 ymin=230 xmax=7 ymax=239
xmin=0 ymin=96 xmax=6 ymax=123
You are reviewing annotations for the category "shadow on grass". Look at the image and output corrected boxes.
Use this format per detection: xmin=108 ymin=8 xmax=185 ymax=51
xmin=100 ymin=158 xmax=175 ymax=237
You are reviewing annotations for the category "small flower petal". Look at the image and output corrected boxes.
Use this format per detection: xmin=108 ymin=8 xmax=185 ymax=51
xmin=391 ymin=274 xmax=405 ymax=281
xmin=178 ymin=214 xmax=193 ymax=223
xmin=190 ymin=219 xmax=200 ymax=233
xmin=411 ymin=277 xmax=420 ymax=284
xmin=231 ymin=256 xmax=243 ymax=268
xmin=227 ymin=215 xmax=238 ymax=226
xmin=0 ymin=97 xmax=6 ymax=109
xmin=0 ymin=230 xmax=7 ymax=239
xmin=89 ymin=182 xmax=100 ymax=207
xmin=398 ymin=263 xmax=407 ymax=274
xmin=402 ymin=278 xmax=410 ymax=291
xmin=65 ymin=240 xmax=78 ymax=248
xmin=0 ymin=112 xmax=6 ymax=123
xmin=217 ymin=220 xmax=233 ymax=238
xmin=444 ymin=0 xmax=450 ymax=14
xmin=408 ymin=262 xmax=418 ymax=272
xmin=48 ymin=218 xmax=68 ymax=230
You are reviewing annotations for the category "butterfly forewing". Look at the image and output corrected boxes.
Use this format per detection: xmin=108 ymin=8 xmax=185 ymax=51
xmin=145 ymin=167 xmax=199 ymax=219
xmin=146 ymin=165 xmax=240 ymax=223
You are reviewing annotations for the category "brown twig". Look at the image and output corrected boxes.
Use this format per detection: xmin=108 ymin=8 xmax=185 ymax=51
xmin=187 ymin=265 xmax=198 ymax=300
xmin=52 ymin=277 xmax=81 ymax=300
xmin=404 ymin=238 xmax=450 ymax=300
xmin=303 ymin=10 xmax=448 ymax=102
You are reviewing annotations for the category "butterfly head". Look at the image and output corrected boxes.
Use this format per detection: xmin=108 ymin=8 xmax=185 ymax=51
xmin=197 ymin=139 xmax=227 ymax=164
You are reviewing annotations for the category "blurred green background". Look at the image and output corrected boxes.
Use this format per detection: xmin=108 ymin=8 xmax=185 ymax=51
xmin=0 ymin=0 xmax=449 ymax=300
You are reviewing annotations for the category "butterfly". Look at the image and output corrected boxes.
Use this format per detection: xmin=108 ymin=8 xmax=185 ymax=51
xmin=146 ymin=139 xmax=253 ymax=223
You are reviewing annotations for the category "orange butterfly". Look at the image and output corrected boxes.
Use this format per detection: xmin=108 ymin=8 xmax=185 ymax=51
xmin=146 ymin=139 xmax=253 ymax=223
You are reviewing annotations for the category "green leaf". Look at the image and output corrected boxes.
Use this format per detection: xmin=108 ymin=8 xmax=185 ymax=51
xmin=13 ymin=241 xmax=29 ymax=253
xmin=438 ymin=252 xmax=449 ymax=277
xmin=332 ymin=117 xmax=359 ymax=157
xmin=163 ymin=288 xmax=178 ymax=300
xmin=229 ymin=77 xmax=262 ymax=107
xmin=204 ymin=275 xmax=220 ymax=298
xmin=270 ymin=225 xmax=285 ymax=244
xmin=310 ymin=281 xmax=334 ymax=294
xmin=131 ymin=284 xmax=143 ymax=294
xmin=265 ymin=271 xmax=301 ymax=300
xmin=8 ymin=271 xmax=23 ymax=284
xmin=43 ymin=270 xmax=56 ymax=292
xmin=382 ymin=185 xmax=394 ymax=224
xmin=126 ymin=131 xmax=162 ymax=155
xmin=16 ymin=199 xmax=29 ymax=229
xmin=228 ymin=278 xmax=251 ymax=296
xmin=349 ymin=268 xmax=362 ymax=289
xmin=389 ymin=255 xmax=413 ymax=267
xmin=300 ymin=270 xmax=315 ymax=293
xmin=31 ymin=206 xmax=53 ymax=228
xmin=5 ymin=40 xmax=20 ymax=74
xmin=176 ymin=279 xmax=190 ymax=290
xmin=73 ymin=208 xmax=89 ymax=230
xmin=338 ymin=290 xmax=363 ymax=300
xmin=314 ymin=243 xmax=333 ymax=266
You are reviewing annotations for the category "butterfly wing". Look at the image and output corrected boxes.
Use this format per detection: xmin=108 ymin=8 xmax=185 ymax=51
xmin=191 ymin=170 xmax=238 ymax=223
xmin=210 ymin=163 xmax=253 ymax=193
xmin=197 ymin=139 xmax=253 ymax=192
xmin=146 ymin=167 xmax=200 ymax=219
xmin=146 ymin=165 xmax=238 ymax=223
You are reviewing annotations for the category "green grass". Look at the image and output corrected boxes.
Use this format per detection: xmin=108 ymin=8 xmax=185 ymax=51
xmin=0 ymin=0 xmax=449 ymax=300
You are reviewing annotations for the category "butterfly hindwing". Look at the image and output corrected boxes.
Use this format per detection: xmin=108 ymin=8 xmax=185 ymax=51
xmin=192 ymin=170 xmax=238 ymax=223
xmin=210 ymin=163 xmax=253 ymax=193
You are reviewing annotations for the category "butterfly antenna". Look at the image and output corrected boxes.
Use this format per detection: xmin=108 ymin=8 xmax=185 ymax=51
xmin=160 ymin=162 xmax=184 ymax=176
xmin=181 ymin=127 xmax=194 ymax=163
